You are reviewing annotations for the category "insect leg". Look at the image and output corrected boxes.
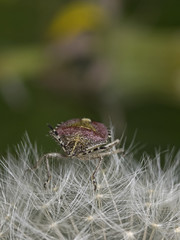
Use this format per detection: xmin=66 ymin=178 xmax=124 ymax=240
xmin=86 ymin=139 xmax=120 ymax=155
xmin=101 ymin=139 xmax=120 ymax=149
xmin=42 ymin=153 xmax=64 ymax=189
xmin=44 ymin=155 xmax=51 ymax=189
xmin=25 ymin=153 xmax=64 ymax=188
xmin=91 ymin=156 xmax=103 ymax=191
xmin=94 ymin=148 xmax=124 ymax=158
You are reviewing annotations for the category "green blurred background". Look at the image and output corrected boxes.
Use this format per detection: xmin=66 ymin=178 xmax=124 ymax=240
xmin=0 ymin=0 xmax=180 ymax=157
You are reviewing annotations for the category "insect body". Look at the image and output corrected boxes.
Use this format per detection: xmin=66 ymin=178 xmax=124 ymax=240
xmin=49 ymin=118 xmax=111 ymax=158
xmin=33 ymin=118 xmax=120 ymax=190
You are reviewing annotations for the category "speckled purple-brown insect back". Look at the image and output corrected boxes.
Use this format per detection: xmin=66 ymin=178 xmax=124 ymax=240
xmin=49 ymin=118 xmax=109 ymax=157
xmin=31 ymin=118 xmax=121 ymax=191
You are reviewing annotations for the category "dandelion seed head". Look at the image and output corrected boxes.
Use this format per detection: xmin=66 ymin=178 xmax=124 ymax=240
xmin=41 ymin=203 xmax=49 ymax=209
xmin=151 ymin=223 xmax=162 ymax=228
xmin=96 ymin=184 xmax=101 ymax=190
xmin=175 ymin=227 xmax=180 ymax=233
xmin=52 ymin=186 xmax=58 ymax=192
xmin=5 ymin=214 xmax=10 ymax=220
xmin=49 ymin=222 xmax=58 ymax=229
xmin=125 ymin=231 xmax=135 ymax=238
xmin=0 ymin=133 xmax=180 ymax=239
xmin=145 ymin=202 xmax=151 ymax=207
xmin=96 ymin=193 xmax=104 ymax=199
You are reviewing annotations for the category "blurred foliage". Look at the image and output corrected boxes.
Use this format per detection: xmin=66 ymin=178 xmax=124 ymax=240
xmin=123 ymin=0 xmax=180 ymax=28
xmin=0 ymin=0 xmax=180 ymax=157
xmin=0 ymin=46 xmax=46 ymax=79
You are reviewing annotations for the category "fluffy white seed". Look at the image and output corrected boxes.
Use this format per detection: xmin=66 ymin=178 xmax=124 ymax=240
xmin=0 ymin=134 xmax=180 ymax=239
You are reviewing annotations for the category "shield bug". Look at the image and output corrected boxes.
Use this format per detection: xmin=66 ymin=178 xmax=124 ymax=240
xmin=33 ymin=118 xmax=121 ymax=190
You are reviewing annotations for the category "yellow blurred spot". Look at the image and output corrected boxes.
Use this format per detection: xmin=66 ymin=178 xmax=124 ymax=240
xmin=48 ymin=2 xmax=108 ymax=39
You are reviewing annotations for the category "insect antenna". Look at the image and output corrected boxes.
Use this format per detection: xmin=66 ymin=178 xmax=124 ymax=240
xmin=47 ymin=123 xmax=54 ymax=131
